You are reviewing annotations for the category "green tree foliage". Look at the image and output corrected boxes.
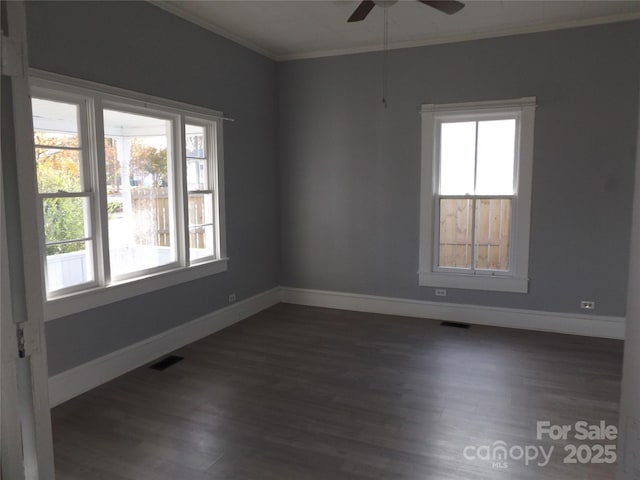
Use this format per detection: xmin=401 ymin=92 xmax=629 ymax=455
xmin=34 ymin=134 xmax=86 ymax=255
xmin=42 ymin=197 xmax=85 ymax=255
xmin=35 ymin=134 xmax=168 ymax=255
xmin=130 ymin=141 xmax=167 ymax=186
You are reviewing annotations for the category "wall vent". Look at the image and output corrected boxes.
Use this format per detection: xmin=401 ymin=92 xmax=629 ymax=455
xmin=149 ymin=355 xmax=184 ymax=371
xmin=440 ymin=321 xmax=470 ymax=329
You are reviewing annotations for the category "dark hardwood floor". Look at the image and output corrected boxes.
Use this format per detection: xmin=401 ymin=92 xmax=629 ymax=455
xmin=52 ymin=303 xmax=624 ymax=479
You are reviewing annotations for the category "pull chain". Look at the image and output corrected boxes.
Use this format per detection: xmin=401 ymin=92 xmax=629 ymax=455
xmin=382 ymin=5 xmax=388 ymax=108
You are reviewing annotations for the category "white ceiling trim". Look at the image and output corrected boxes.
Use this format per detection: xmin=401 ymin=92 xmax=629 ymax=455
xmin=279 ymin=11 xmax=640 ymax=61
xmin=149 ymin=1 xmax=640 ymax=62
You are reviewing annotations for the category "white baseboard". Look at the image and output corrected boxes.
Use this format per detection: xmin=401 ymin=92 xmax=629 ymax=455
xmin=280 ymin=287 xmax=626 ymax=340
xmin=48 ymin=287 xmax=281 ymax=407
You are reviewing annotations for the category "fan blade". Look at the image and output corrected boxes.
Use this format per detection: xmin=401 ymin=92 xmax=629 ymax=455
xmin=418 ymin=0 xmax=465 ymax=15
xmin=348 ymin=0 xmax=376 ymax=22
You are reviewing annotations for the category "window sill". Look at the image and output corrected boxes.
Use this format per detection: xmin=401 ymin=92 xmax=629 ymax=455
xmin=418 ymin=271 xmax=528 ymax=293
xmin=44 ymin=258 xmax=229 ymax=321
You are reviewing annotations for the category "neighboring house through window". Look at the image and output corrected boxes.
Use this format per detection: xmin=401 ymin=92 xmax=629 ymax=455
xmin=418 ymin=97 xmax=536 ymax=293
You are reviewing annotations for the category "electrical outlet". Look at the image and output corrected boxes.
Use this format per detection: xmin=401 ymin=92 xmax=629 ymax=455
xmin=435 ymin=288 xmax=447 ymax=297
xmin=580 ymin=300 xmax=595 ymax=310
xmin=228 ymin=293 xmax=236 ymax=304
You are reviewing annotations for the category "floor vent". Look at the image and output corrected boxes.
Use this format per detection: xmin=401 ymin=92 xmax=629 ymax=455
xmin=149 ymin=355 xmax=184 ymax=371
xmin=440 ymin=321 xmax=470 ymax=329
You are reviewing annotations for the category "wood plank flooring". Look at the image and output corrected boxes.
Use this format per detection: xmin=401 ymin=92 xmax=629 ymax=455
xmin=52 ymin=303 xmax=624 ymax=479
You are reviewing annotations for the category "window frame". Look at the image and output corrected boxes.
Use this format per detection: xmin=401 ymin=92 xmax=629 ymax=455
xmin=99 ymin=101 xmax=181 ymax=283
xmin=29 ymin=70 xmax=228 ymax=320
xmin=184 ymin=117 xmax=222 ymax=265
xmin=418 ymin=97 xmax=536 ymax=293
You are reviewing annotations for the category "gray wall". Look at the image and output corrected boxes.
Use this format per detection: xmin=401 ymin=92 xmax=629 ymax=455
xmin=26 ymin=1 xmax=280 ymax=375
xmin=25 ymin=3 xmax=640 ymax=374
xmin=278 ymin=21 xmax=640 ymax=318
xmin=617 ymin=79 xmax=640 ymax=480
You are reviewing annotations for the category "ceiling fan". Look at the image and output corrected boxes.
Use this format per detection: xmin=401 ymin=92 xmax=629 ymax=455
xmin=348 ymin=0 xmax=465 ymax=22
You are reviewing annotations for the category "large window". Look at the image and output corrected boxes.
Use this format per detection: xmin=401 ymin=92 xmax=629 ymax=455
xmin=30 ymin=74 xmax=227 ymax=317
xmin=418 ymin=98 xmax=536 ymax=293
xmin=102 ymin=108 xmax=176 ymax=278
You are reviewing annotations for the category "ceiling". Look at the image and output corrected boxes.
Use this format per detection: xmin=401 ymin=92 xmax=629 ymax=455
xmin=152 ymin=0 xmax=640 ymax=61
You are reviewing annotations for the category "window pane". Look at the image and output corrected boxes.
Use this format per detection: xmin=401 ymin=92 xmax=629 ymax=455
xmin=35 ymin=148 xmax=82 ymax=193
xmin=32 ymin=98 xmax=80 ymax=148
xmin=104 ymin=137 xmax=122 ymax=196
xmin=438 ymin=198 xmax=472 ymax=269
xmin=46 ymin=241 xmax=94 ymax=292
xmin=475 ymin=198 xmax=511 ymax=271
xmin=189 ymin=225 xmax=215 ymax=261
xmin=43 ymin=197 xmax=89 ymax=243
xmin=188 ymin=193 xmax=213 ymax=226
xmin=189 ymin=193 xmax=214 ymax=260
xmin=186 ymin=158 xmax=208 ymax=191
xmin=475 ymin=119 xmax=516 ymax=195
xmin=186 ymin=124 xmax=208 ymax=191
xmin=103 ymin=109 xmax=175 ymax=277
xmin=186 ymin=124 xmax=206 ymax=158
xmin=440 ymin=122 xmax=476 ymax=195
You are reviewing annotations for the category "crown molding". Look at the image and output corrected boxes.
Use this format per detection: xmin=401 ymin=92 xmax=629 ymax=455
xmin=278 ymin=12 xmax=640 ymax=61
xmin=148 ymin=2 xmax=640 ymax=63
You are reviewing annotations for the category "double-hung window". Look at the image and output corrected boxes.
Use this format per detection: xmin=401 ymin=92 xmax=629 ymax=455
xmin=32 ymin=95 xmax=97 ymax=293
xmin=418 ymin=98 xmax=536 ymax=293
xmin=185 ymin=122 xmax=219 ymax=262
xmin=30 ymin=73 xmax=227 ymax=318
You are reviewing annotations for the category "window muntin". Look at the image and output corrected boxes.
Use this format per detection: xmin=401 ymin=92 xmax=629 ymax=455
xmin=419 ymin=98 xmax=535 ymax=293
xmin=32 ymin=97 xmax=97 ymax=294
xmin=31 ymin=78 xmax=226 ymax=304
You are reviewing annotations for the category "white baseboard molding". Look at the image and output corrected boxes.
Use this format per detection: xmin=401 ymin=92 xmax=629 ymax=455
xmin=48 ymin=287 xmax=281 ymax=407
xmin=280 ymin=287 xmax=626 ymax=340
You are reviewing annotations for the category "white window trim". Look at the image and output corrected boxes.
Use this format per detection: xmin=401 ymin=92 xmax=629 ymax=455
xmin=28 ymin=70 xmax=228 ymax=320
xmin=183 ymin=115 xmax=226 ymax=266
xmin=418 ymin=97 xmax=536 ymax=293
